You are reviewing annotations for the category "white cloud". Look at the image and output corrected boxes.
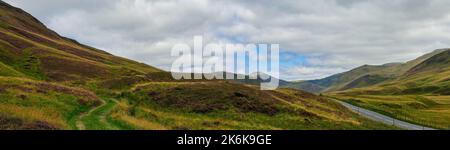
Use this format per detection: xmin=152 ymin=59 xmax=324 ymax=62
xmin=5 ymin=0 xmax=450 ymax=80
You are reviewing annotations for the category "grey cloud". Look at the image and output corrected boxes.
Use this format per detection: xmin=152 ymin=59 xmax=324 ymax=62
xmin=4 ymin=0 xmax=450 ymax=80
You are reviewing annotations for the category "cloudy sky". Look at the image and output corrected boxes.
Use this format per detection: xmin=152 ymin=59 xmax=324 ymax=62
xmin=5 ymin=0 xmax=450 ymax=80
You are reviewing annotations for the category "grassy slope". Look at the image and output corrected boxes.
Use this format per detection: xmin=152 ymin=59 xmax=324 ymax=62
xmin=0 ymin=61 xmax=24 ymax=77
xmin=334 ymin=50 xmax=450 ymax=96
xmin=0 ymin=1 xmax=161 ymax=83
xmin=0 ymin=77 xmax=101 ymax=130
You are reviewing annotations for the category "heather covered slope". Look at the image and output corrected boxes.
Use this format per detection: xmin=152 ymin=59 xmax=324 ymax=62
xmin=0 ymin=1 xmax=397 ymax=130
xmin=0 ymin=76 xmax=102 ymax=130
xmin=0 ymin=61 xmax=23 ymax=77
xmin=0 ymin=1 xmax=162 ymax=83
xmin=406 ymin=49 xmax=450 ymax=76
xmin=110 ymin=81 xmax=395 ymax=130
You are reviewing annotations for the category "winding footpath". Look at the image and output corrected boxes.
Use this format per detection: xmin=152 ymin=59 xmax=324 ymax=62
xmin=76 ymin=98 xmax=118 ymax=130
xmin=333 ymin=99 xmax=436 ymax=130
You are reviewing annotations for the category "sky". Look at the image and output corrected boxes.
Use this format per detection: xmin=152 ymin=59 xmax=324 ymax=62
xmin=4 ymin=0 xmax=450 ymax=81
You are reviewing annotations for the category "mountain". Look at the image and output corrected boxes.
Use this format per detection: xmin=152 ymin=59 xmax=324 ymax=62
xmin=284 ymin=64 xmax=400 ymax=93
xmin=288 ymin=49 xmax=447 ymax=93
xmin=329 ymin=49 xmax=450 ymax=129
xmin=332 ymin=49 xmax=450 ymax=95
xmin=0 ymin=1 xmax=163 ymax=82
xmin=283 ymin=81 xmax=326 ymax=93
xmin=406 ymin=49 xmax=450 ymax=76
xmin=0 ymin=1 xmax=393 ymax=130
xmin=227 ymin=72 xmax=291 ymax=87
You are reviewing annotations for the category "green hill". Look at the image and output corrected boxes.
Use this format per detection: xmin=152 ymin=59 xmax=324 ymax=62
xmin=337 ymin=49 xmax=450 ymax=95
xmin=283 ymin=81 xmax=326 ymax=93
xmin=0 ymin=1 xmax=162 ymax=82
xmin=288 ymin=49 xmax=447 ymax=93
xmin=407 ymin=49 xmax=450 ymax=75
xmin=330 ymin=49 xmax=450 ymax=129
xmin=0 ymin=1 xmax=394 ymax=130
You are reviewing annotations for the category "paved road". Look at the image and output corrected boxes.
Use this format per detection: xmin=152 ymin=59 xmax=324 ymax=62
xmin=333 ymin=99 xmax=436 ymax=130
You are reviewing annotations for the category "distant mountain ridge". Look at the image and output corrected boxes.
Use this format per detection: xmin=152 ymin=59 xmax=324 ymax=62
xmin=285 ymin=49 xmax=449 ymax=93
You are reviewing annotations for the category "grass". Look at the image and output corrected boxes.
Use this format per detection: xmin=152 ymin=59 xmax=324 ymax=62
xmin=0 ymin=77 xmax=101 ymax=129
xmin=0 ymin=52 xmax=402 ymax=130
xmin=108 ymin=99 xmax=397 ymax=130
xmin=107 ymin=81 xmax=398 ymax=130
xmin=79 ymin=98 xmax=120 ymax=130
xmin=0 ymin=61 xmax=24 ymax=77
xmin=18 ymin=48 xmax=45 ymax=80
xmin=67 ymin=105 xmax=90 ymax=130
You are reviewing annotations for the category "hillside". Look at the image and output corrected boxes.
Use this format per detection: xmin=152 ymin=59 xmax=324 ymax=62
xmin=336 ymin=49 xmax=450 ymax=95
xmin=288 ymin=49 xmax=447 ymax=93
xmin=0 ymin=1 xmax=162 ymax=82
xmin=283 ymin=81 xmax=326 ymax=93
xmin=0 ymin=76 xmax=102 ymax=129
xmin=0 ymin=1 xmax=395 ymax=130
xmin=406 ymin=49 xmax=450 ymax=76
xmin=285 ymin=64 xmax=400 ymax=93
xmin=330 ymin=49 xmax=450 ymax=129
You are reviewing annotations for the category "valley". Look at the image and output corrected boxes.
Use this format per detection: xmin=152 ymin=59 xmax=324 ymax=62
xmin=0 ymin=1 xmax=397 ymax=130
xmin=1 ymin=0 xmax=449 ymax=130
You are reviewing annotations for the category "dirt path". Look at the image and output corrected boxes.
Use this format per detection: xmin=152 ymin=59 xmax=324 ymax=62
xmin=75 ymin=98 xmax=118 ymax=130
